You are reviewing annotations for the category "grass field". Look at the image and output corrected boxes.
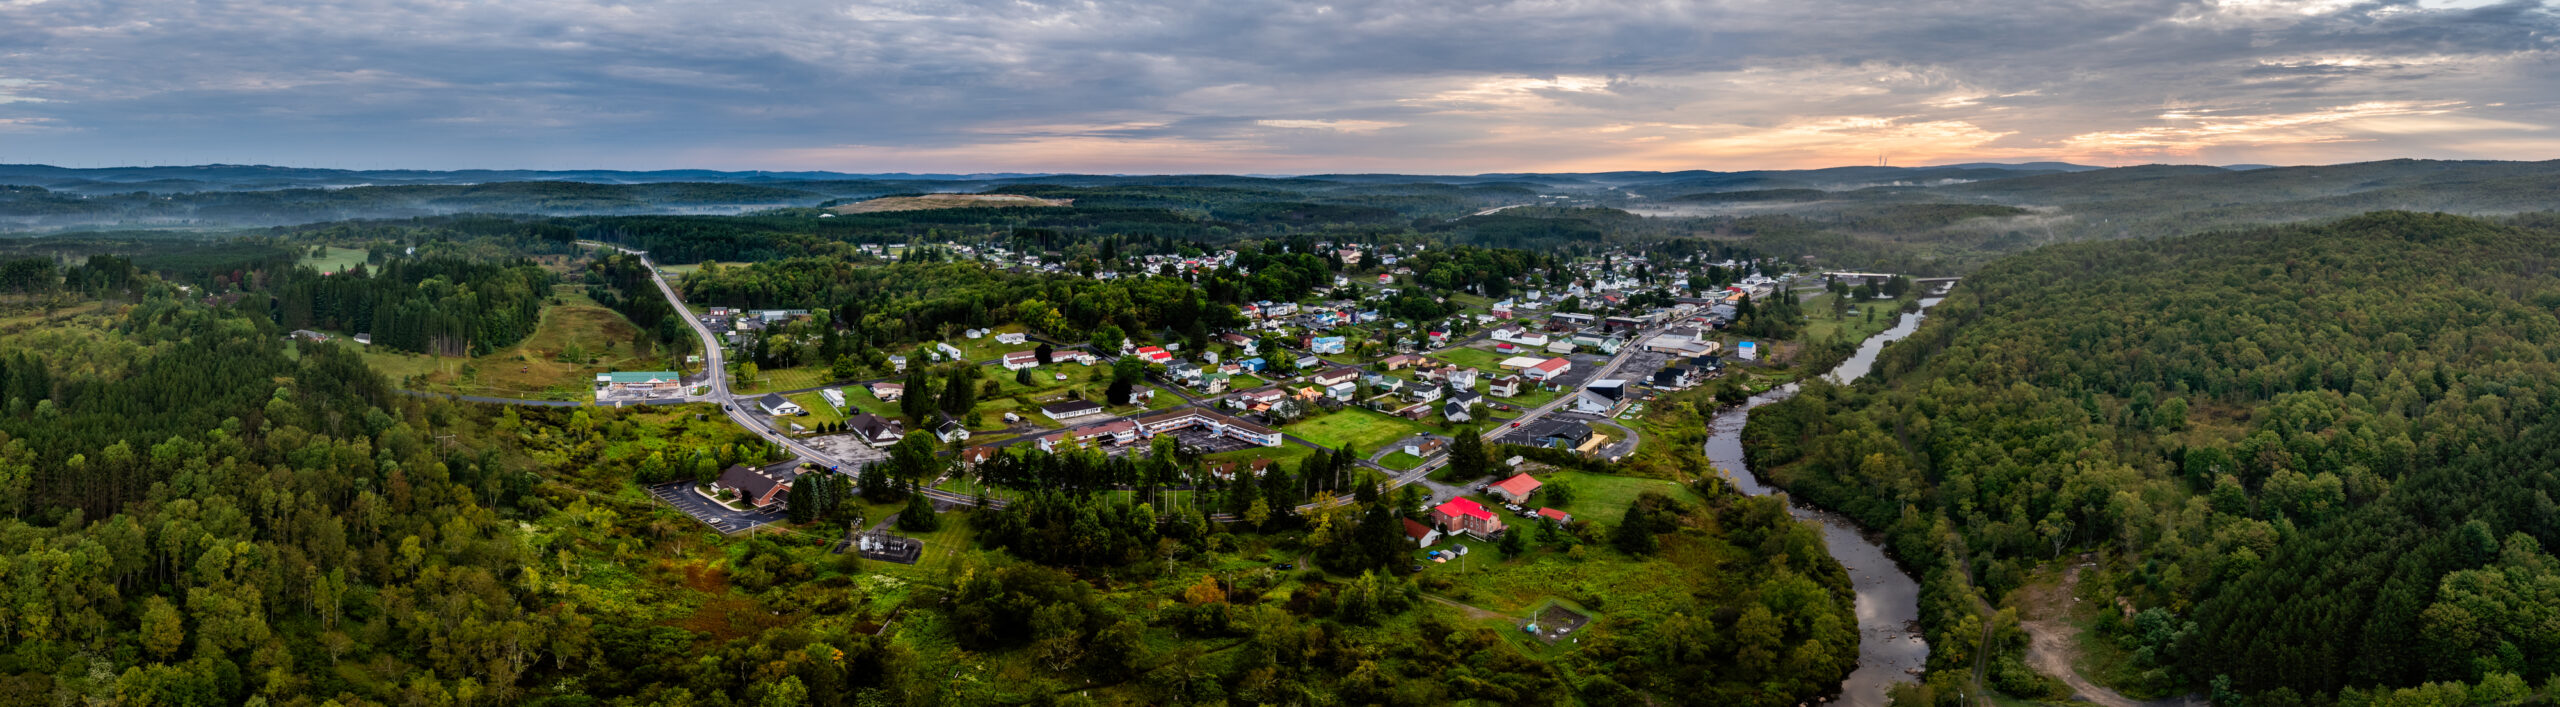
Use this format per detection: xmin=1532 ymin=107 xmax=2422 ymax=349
xmin=1799 ymin=293 xmax=1915 ymax=347
xmin=1285 ymin=408 xmax=1431 ymax=454
xmin=299 ymin=246 xmax=369 ymax=274
xmin=1379 ymin=451 xmax=1425 ymax=471
xmin=1431 ymin=346 xmax=1511 ymax=372
xmin=1539 ymin=470 xmax=1706 ymax=524
xmin=657 ymin=261 xmax=744 ymax=277
xmin=363 ymin=288 xmax=673 ymax=400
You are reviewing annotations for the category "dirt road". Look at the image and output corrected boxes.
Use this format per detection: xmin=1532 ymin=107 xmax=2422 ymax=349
xmin=2018 ymin=566 xmax=2200 ymax=707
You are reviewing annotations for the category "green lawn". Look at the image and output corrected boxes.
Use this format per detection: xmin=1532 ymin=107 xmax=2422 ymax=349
xmin=1204 ymin=443 xmax=1316 ymax=471
xmin=1431 ymin=347 xmax=1510 ymax=372
xmin=300 ymin=246 xmax=370 ymax=274
xmin=1539 ymin=470 xmax=1708 ymax=525
xmin=1285 ymin=408 xmax=1431 ymax=454
xmin=1379 ymin=451 xmax=1426 ymax=471
xmin=949 ymin=326 xmax=1039 ymax=362
xmin=1800 ymin=293 xmax=1916 ymax=347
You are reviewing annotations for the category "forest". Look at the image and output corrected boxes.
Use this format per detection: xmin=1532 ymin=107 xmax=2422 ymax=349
xmin=1742 ymin=211 xmax=2560 ymax=704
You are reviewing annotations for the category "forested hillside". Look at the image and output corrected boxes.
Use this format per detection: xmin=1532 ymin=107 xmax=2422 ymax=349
xmin=1744 ymin=211 xmax=2560 ymax=702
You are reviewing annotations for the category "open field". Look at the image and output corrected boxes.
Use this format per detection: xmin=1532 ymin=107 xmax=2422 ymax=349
xmin=828 ymin=193 xmax=1071 ymax=214
xmin=1431 ymin=346 xmax=1511 ymax=372
xmin=363 ymin=288 xmax=670 ymax=400
xmin=299 ymin=246 xmax=369 ymax=274
xmin=1799 ymin=293 xmax=1917 ymax=346
xmin=1537 ymin=470 xmax=1707 ymax=524
xmin=1286 ymin=408 xmax=1431 ymax=453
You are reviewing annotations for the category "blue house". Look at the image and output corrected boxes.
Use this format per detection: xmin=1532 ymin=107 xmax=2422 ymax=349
xmin=1238 ymin=357 xmax=1268 ymax=372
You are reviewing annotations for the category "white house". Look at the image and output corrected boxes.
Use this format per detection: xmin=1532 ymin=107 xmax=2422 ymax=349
xmin=995 ymin=332 xmax=1028 ymax=345
xmin=1001 ymin=351 xmax=1040 ymax=371
xmin=757 ymin=393 xmax=803 ymax=416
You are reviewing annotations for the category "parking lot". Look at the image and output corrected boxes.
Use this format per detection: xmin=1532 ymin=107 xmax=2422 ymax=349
xmin=1167 ymin=427 xmax=1257 ymax=454
xmin=803 ymin=435 xmax=892 ymax=470
xmin=648 ymin=480 xmax=788 ymax=534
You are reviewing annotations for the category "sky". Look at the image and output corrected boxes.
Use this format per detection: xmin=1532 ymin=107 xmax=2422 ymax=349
xmin=0 ymin=0 xmax=2554 ymax=174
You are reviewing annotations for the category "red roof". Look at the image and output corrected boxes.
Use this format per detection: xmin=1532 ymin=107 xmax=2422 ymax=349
xmin=1433 ymin=497 xmax=1494 ymax=521
xmin=1402 ymin=518 xmax=1437 ymax=540
xmin=1538 ymin=508 xmax=1571 ymax=522
xmin=1492 ymin=473 xmax=1543 ymax=497
xmin=1530 ymin=358 xmax=1570 ymax=373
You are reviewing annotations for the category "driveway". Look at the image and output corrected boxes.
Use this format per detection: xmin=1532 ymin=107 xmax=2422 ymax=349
xmin=648 ymin=481 xmax=788 ymax=534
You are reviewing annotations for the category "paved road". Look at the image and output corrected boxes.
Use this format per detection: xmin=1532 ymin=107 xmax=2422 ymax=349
xmin=1479 ymin=322 xmax=1669 ymax=443
xmin=647 ymin=480 xmax=789 ymax=533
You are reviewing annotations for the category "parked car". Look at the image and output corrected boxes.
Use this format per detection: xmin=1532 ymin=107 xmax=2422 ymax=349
xmin=1274 ymin=563 xmax=1295 ymax=570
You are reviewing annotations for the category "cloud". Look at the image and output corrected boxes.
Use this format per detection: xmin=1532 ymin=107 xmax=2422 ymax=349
xmin=0 ymin=0 xmax=2550 ymax=170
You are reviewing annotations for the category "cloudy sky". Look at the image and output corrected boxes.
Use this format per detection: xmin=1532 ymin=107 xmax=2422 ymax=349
xmin=0 ymin=0 xmax=2553 ymax=173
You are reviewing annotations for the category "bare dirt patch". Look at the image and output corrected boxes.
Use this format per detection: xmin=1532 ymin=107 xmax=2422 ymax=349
xmin=828 ymin=193 xmax=1071 ymax=214
xmin=2017 ymin=565 xmax=2198 ymax=707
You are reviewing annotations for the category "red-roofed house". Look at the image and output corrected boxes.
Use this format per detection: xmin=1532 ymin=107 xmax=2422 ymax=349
xmin=1402 ymin=518 xmax=1442 ymax=547
xmin=1537 ymin=508 xmax=1573 ymax=525
xmin=1432 ymin=497 xmax=1505 ymax=538
xmin=1134 ymin=346 xmax=1174 ymax=364
xmin=1489 ymin=473 xmax=1544 ymax=504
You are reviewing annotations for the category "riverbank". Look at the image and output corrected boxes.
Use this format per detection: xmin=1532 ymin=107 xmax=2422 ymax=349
xmin=1704 ymin=297 xmax=1943 ymax=707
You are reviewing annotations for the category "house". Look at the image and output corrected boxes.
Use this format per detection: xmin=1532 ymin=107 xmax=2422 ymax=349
xmin=1326 ymin=380 xmax=1358 ymax=400
xmin=1134 ymin=346 xmax=1174 ymax=364
xmin=934 ymin=342 xmax=965 ymax=362
xmin=758 ymin=393 xmax=803 ymax=416
xmin=1524 ymin=357 xmax=1573 ymax=381
xmin=1001 ymin=351 xmax=1040 ymax=371
xmin=1603 ymin=316 xmax=1647 ymax=333
xmin=1427 ymin=329 xmax=1450 ymax=346
xmin=1644 ymin=333 xmax=1698 ymax=353
xmin=1443 ymin=400 xmax=1474 ymax=423
xmin=1575 ymin=380 xmax=1628 ymax=414
xmin=1040 ymin=399 xmax=1107 ymax=421
xmin=1403 ymin=518 xmax=1443 ymax=548
xmin=1060 ymin=350 xmax=1099 ymax=365
xmin=1652 ymin=366 xmax=1698 ymax=388
xmin=820 ymin=388 xmax=848 ymax=412
xmin=1737 ymin=341 xmax=1760 ymax=360
xmin=1237 ymin=357 xmax=1268 ymax=373
xmin=1313 ymin=367 xmax=1361 ymax=387
xmin=1228 ymin=386 xmax=1286 ymax=410
xmin=1403 ymin=436 xmax=1450 ymax=459
xmin=1495 ymin=342 xmax=1519 ymax=354
xmin=1266 ymin=302 xmax=1300 ymax=317
xmin=715 ymin=463 xmax=798 ymax=508
xmin=1492 ymin=326 xmax=1549 ymax=347
xmin=1446 ymin=367 xmax=1480 ymax=389
xmin=1499 ymin=356 xmax=1550 ymax=371
xmin=1538 ymin=508 xmax=1574 ymax=525
xmin=870 ymin=382 xmax=904 ymax=401
xmin=1488 ymin=375 xmax=1525 ymax=397
xmin=1377 ymin=273 xmax=1393 ymax=284
xmin=1406 ymin=384 xmax=1442 ymax=403
xmin=845 ymin=414 xmax=906 ymax=447
xmin=1448 ymin=390 xmax=1484 ymax=410
xmin=1208 ymin=458 xmax=1275 ymax=481
xmin=1295 ymin=354 xmax=1323 ymax=370
xmin=1432 ymin=497 xmax=1505 ymax=538
xmin=959 ymin=445 xmax=1002 ymax=468
xmin=935 ymin=415 xmax=970 ymax=444
xmin=1197 ymin=373 xmax=1232 ymax=394
xmin=1366 ymin=373 xmax=1405 ymax=392
xmin=1545 ymin=340 xmax=1577 ymax=355
xmin=1380 ymin=354 xmax=1422 ymax=370
xmin=887 ymin=355 xmax=908 ymax=372
xmin=995 ymin=332 xmax=1028 ymax=345
xmin=1310 ymin=336 xmax=1347 ymax=355
xmin=1489 ymin=473 xmax=1544 ymax=504
xmin=1547 ymin=312 xmax=1597 ymax=331
xmin=1507 ymin=418 xmax=1593 ymax=449
xmin=595 ymin=371 xmax=684 ymax=398
xmin=1491 ymin=300 xmax=1515 ymax=319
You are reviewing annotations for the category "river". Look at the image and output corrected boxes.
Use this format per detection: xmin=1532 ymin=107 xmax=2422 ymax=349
xmin=1704 ymin=297 xmax=1942 ymax=706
